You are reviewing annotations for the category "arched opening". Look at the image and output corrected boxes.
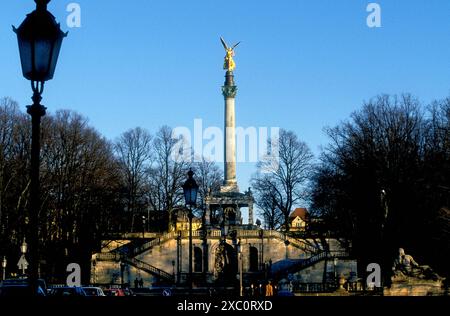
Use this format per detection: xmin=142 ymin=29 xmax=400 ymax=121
xmin=194 ymin=247 xmax=203 ymax=272
xmin=249 ymin=246 xmax=258 ymax=272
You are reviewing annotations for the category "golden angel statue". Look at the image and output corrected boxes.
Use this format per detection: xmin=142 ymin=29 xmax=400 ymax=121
xmin=220 ymin=37 xmax=240 ymax=72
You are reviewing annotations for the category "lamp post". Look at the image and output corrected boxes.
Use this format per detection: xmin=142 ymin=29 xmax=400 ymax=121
xmin=13 ymin=0 xmax=66 ymax=294
xmin=380 ymin=189 xmax=389 ymax=235
xmin=172 ymin=260 xmax=176 ymax=277
xmin=258 ymin=228 xmax=264 ymax=271
xmin=142 ymin=216 xmax=146 ymax=238
xmin=238 ymin=240 xmax=243 ymax=297
xmin=176 ymin=231 xmax=181 ymax=284
xmin=19 ymin=239 xmax=28 ymax=277
xmin=147 ymin=203 xmax=150 ymax=232
xmin=201 ymin=229 xmax=208 ymax=282
xmin=182 ymin=169 xmax=199 ymax=292
xmin=92 ymin=259 xmax=97 ymax=285
xmin=333 ymin=257 xmax=338 ymax=287
xmin=120 ymin=260 xmax=125 ymax=288
xmin=1 ymin=257 xmax=6 ymax=281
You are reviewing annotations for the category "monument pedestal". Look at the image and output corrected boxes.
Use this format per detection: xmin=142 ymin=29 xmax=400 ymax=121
xmin=384 ymin=275 xmax=445 ymax=296
xmin=205 ymin=189 xmax=254 ymax=228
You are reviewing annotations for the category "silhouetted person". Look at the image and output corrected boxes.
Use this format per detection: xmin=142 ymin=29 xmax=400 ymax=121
xmin=134 ymin=278 xmax=139 ymax=289
xmin=138 ymin=278 xmax=144 ymax=288
xmin=250 ymin=284 xmax=256 ymax=297
xmin=265 ymin=281 xmax=274 ymax=296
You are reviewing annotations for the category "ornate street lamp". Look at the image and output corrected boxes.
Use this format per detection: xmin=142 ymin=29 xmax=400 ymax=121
xmin=13 ymin=0 xmax=66 ymax=293
xmin=333 ymin=257 xmax=338 ymax=286
xmin=21 ymin=239 xmax=28 ymax=255
xmin=183 ymin=169 xmax=199 ymax=207
xmin=13 ymin=0 xmax=66 ymax=82
xmin=182 ymin=169 xmax=199 ymax=291
xmin=142 ymin=216 xmax=146 ymax=238
xmin=18 ymin=238 xmax=29 ymax=277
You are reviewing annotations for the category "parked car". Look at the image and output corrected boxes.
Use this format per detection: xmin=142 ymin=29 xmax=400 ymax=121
xmin=0 ymin=278 xmax=46 ymax=297
xmin=49 ymin=286 xmax=87 ymax=296
xmin=103 ymin=288 xmax=126 ymax=296
xmin=82 ymin=286 xmax=106 ymax=297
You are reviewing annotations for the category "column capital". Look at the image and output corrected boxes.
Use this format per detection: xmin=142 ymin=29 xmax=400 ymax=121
xmin=222 ymin=85 xmax=237 ymax=98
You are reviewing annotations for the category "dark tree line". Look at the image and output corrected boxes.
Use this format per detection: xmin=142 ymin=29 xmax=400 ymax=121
xmin=0 ymin=98 xmax=122 ymax=283
xmin=311 ymin=94 xmax=450 ymax=281
xmin=0 ymin=97 xmax=221 ymax=283
xmin=114 ymin=126 xmax=222 ymax=232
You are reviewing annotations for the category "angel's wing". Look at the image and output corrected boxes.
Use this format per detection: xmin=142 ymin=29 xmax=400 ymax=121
xmin=220 ymin=37 xmax=229 ymax=50
xmin=232 ymin=42 xmax=241 ymax=49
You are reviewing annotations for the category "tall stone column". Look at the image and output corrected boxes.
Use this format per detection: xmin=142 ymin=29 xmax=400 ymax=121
xmin=221 ymin=71 xmax=239 ymax=192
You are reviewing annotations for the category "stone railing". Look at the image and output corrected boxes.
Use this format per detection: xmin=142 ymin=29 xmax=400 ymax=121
xmin=286 ymin=236 xmax=321 ymax=254
xmin=132 ymin=231 xmax=178 ymax=255
xmin=236 ymin=230 xmax=320 ymax=254
xmin=94 ymin=252 xmax=120 ymax=262
xmin=105 ymin=228 xmax=321 ymax=258
xmin=125 ymin=257 xmax=174 ymax=283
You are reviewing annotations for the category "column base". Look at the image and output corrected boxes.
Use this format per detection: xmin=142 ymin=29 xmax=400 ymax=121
xmin=220 ymin=180 xmax=239 ymax=193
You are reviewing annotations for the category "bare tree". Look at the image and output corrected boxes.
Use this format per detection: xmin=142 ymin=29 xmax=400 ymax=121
xmin=0 ymin=98 xmax=30 ymax=244
xmin=255 ymin=190 xmax=283 ymax=230
xmin=114 ymin=127 xmax=153 ymax=232
xmin=192 ymin=156 xmax=222 ymax=218
xmin=251 ymin=129 xmax=314 ymax=231
xmin=147 ymin=126 xmax=188 ymax=229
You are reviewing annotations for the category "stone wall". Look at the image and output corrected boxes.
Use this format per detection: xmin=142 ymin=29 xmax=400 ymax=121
xmin=136 ymin=236 xmax=306 ymax=275
xmin=294 ymin=259 xmax=357 ymax=283
xmin=92 ymin=236 xmax=351 ymax=286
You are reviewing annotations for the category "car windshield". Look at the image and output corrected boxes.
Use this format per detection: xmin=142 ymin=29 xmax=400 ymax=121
xmin=52 ymin=287 xmax=77 ymax=296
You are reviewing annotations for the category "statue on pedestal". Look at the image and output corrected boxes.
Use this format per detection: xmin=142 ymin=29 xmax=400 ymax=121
xmin=387 ymin=248 xmax=445 ymax=296
xmin=214 ymin=240 xmax=238 ymax=284
xmin=220 ymin=37 xmax=240 ymax=72
xmin=392 ymin=248 xmax=442 ymax=281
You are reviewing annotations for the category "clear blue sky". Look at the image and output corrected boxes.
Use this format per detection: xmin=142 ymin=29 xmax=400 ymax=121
xmin=1 ymin=1 xmax=449 ymax=205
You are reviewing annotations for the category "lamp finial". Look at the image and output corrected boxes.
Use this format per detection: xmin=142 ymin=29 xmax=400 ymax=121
xmin=35 ymin=0 xmax=50 ymax=11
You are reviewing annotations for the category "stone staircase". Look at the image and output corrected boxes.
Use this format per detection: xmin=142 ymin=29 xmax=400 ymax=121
xmin=131 ymin=231 xmax=180 ymax=256
xmin=94 ymin=228 xmax=323 ymax=284
xmin=124 ymin=257 xmax=175 ymax=283
xmin=272 ymin=251 xmax=350 ymax=280
xmin=93 ymin=252 xmax=175 ymax=284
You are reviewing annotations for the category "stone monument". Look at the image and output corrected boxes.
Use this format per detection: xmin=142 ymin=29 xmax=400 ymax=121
xmin=205 ymin=39 xmax=255 ymax=280
xmin=385 ymin=248 xmax=445 ymax=296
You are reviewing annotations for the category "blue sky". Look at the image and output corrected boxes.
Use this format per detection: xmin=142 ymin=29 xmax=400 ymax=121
xmin=1 ymin=1 xmax=449 ymax=206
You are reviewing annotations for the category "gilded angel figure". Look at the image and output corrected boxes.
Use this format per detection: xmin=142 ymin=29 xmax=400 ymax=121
xmin=220 ymin=37 xmax=240 ymax=72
